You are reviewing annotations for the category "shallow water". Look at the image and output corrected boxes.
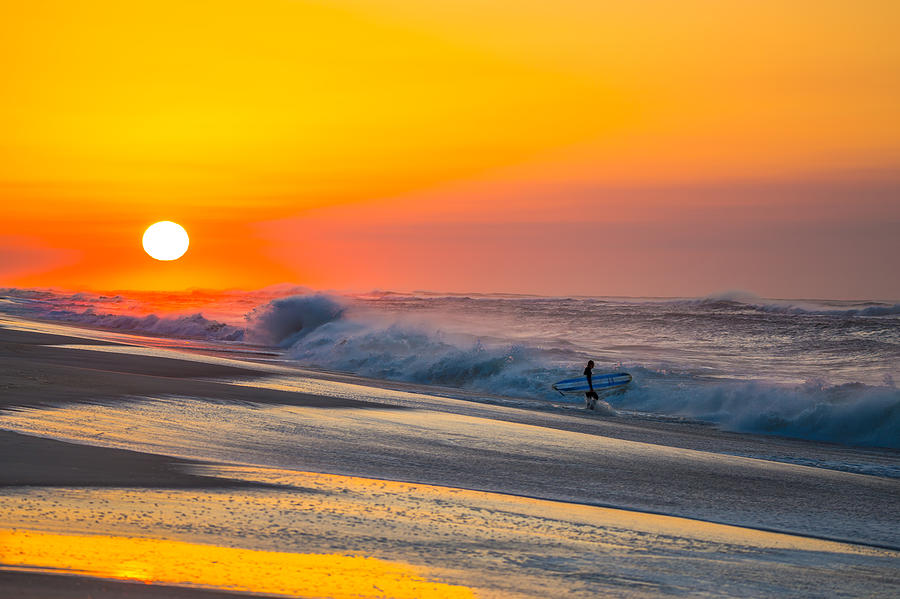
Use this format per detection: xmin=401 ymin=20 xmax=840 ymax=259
xmin=2 ymin=471 xmax=897 ymax=598
xmin=3 ymin=383 xmax=898 ymax=549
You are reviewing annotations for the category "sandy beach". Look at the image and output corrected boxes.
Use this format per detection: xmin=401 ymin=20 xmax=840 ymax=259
xmin=1 ymin=316 xmax=898 ymax=598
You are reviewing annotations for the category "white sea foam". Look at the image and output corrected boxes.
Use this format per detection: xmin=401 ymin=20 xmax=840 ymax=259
xmin=41 ymin=310 xmax=245 ymax=341
xmin=615 ymin=374 xmax=900 ymax=449
xmin=241 ymin=292 xmax=900 ymax=448
xmin=3 ymin=287 xmax=898 ymax=448
xmin=245 ymin=294 xmax=345 ymax=346
xmin=694 ymin=291 xmax=900 ymax=317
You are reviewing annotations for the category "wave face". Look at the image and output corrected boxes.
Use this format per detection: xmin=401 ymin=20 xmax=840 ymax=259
xmin=2 ymin=287 xmax=898 ymax=448
xmin=246 ymin=294 xmax=346 ymax=346
xmin=242 ymin=292 xmax=569 ymax=398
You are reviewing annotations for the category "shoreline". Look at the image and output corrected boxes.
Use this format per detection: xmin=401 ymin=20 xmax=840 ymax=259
xmin=7 ymin=311 xmax=899 ymax=460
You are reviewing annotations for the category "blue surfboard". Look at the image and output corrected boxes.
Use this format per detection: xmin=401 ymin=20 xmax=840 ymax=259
xmin=552 ymin=372 xmax=632 ymax=395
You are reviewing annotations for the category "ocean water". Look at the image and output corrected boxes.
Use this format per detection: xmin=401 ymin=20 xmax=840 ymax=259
xmin=2 ymin=287 xmax=898 ymax=448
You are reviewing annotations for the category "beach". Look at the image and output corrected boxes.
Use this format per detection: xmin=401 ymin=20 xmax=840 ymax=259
xmin=4 ymin=0 xmax=900 ymax=594
xmin=0 ymin=315 xmax=898 ymax=597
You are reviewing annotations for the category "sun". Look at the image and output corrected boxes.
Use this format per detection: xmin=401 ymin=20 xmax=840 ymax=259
xmin=142 ymin=221 xmax=190 ymax=261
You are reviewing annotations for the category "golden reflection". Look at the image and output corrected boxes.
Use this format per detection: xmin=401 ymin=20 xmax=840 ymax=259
xmin=0 ymin=529 xmax=475 ymax=599
xmin=114 ymin=560 xmax=153 ymax=583
xmin=199 ymin=465 xmax=882 ymax=556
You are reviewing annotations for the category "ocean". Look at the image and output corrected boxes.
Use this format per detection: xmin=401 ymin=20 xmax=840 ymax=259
xmin=2 ymin=287 xmax=898 ymax=449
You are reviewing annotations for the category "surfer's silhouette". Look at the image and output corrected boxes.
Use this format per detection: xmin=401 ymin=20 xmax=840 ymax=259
xmin=584 ymin=360 xmax=600 ymax=409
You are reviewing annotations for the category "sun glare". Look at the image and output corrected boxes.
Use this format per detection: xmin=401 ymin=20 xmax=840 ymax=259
xmin=142 ymin=221 xmax=189 ymax=261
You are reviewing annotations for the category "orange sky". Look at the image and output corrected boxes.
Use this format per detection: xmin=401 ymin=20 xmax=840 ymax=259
xmin=1 ymin=0 xmax=898 ymax=298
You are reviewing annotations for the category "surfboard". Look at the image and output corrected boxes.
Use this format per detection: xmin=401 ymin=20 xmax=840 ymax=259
xmin=552 ymin=372 xmax=632 ymax=396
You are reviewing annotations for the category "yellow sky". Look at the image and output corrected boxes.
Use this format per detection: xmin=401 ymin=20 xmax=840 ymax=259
xmin=1 ymin=0 xmax=898 ymax=295
xmin=1 ymin=1 xmax=621 ymax=206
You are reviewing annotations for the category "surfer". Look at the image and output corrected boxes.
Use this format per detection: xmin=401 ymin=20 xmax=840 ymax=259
xmin=584 ymin=360 xmax=599 ymax=409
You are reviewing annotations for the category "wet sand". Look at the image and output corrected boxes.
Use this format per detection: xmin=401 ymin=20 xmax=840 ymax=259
xmin=1 ymin=318 xmax=899 ymax=597
xmin=0 ymin=322 xmax=385 ymax=410
xmin=0 ymin=430 xmax=257 ymax=489
xmin=0 ymin=570 xmax=282 ymax=599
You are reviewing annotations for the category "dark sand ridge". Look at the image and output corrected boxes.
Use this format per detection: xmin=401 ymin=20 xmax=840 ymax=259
xmin=0 ymin=571 xmax=285 ymax=599
xmin=0 ymin=325 xmax=388 ymax=409
xmin=0 ymin=324 xmax=394 ymax=488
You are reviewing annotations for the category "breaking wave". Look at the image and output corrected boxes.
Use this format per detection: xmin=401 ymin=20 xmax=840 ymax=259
xmin=244 ymin=293 xmax=900 ymax=448
xmin=246 ymin=294 xmax=345 ymax=346
xmin=690 ymin=291 xmax=900 ymax=317
xmin=43 ymin=309 xmax=245 ymax=341
xmin=3 ymin=288 xmax=898 ymax=448
xmin=246 ymin=293 xmax=569 ymax=398
xmin=612 ymin=374 xmax=900 ymax=449
xmin=0 ymin=288 xmax=245 ymax=341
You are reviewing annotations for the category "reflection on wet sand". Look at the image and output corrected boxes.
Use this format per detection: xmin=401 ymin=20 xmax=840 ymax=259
xmin=1 ymin=468 xmax=895 ymax=598
xmin=0 ymin=529 xmax=475 ymax=599
xmin=193 ymin=465 xmax=889 ymax=555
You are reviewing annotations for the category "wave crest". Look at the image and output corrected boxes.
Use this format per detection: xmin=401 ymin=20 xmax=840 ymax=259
xmin=44 ymin=309 xmax=245 ymax=341
xmin=282 ymin=313 xmax=568 ymax=398
xmin=246 ymin=294 xmax=346 ymax=346
xmin=613 ymin=374 xmax=900 ymax=449
xmin=690 ymin=292 xmax=900 ymax=317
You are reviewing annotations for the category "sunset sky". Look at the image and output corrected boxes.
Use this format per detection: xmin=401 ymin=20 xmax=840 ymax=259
xmin=2 ymin=0 xmax=898 ymax=298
